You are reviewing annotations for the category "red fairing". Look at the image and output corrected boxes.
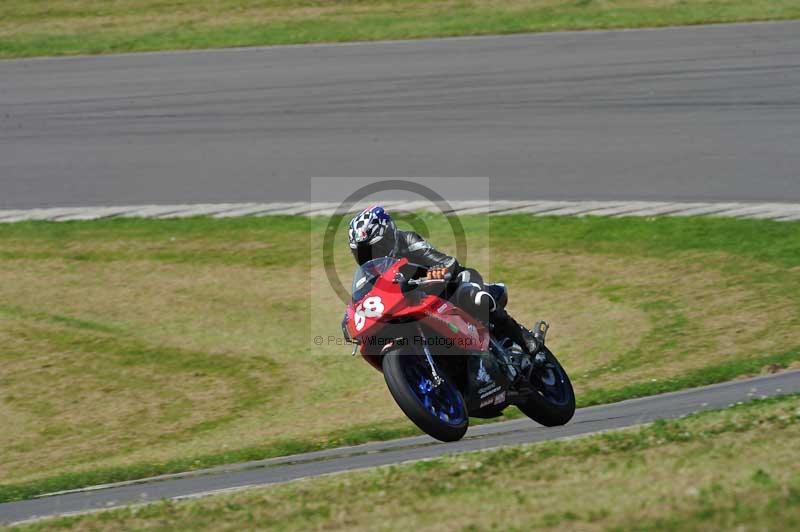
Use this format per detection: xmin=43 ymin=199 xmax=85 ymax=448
xmin=345 ymin=258 xmax=489 ymax=372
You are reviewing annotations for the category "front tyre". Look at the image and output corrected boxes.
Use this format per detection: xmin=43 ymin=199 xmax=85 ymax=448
xmin=517 ymin=348 xmax=575 ymax=426
xmin=382 ymin=349 xmax=468 ymax=442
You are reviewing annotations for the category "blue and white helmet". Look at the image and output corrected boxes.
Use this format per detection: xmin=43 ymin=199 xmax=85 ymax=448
xmin=348 ymin=205 xmax=397 ymax=264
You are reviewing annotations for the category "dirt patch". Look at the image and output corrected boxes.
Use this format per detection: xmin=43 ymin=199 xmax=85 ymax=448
xmin=493 ymin=250 xmax=800 ymax=391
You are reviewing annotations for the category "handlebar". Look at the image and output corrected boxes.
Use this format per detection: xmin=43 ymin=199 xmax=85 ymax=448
xmin=403 ymin=272 xmax=453 ymax=288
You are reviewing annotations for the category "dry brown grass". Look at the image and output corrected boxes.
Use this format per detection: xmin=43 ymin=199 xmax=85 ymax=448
xmin=0 ymin=254 xmax=403 ymax=484
xmin=1 ymin=216 xmax=799 ymax=492
xmin=0 ymin=0 xmax=793 ymax=42
xmin=497 ymin=250 xmax=800 ymax=391
xmin=0 ymin=0 xmax=417 ymax=38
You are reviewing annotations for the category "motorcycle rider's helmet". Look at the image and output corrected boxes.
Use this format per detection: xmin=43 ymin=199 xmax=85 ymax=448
xmin=348 ymin=205 xmax=398 ymax=265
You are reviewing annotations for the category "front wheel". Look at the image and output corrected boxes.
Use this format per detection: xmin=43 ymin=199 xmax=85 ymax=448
xmin=382 ymin=349 xmax=468 ymax=442
xmin=517 ymin=347 xmax=575 ymax=426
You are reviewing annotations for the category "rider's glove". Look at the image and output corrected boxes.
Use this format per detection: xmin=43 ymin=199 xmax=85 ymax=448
xmin=426 ymin=267 xmax=448 ymax=280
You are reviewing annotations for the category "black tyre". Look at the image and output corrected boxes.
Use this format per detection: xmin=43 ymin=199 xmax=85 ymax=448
xmin=382 ymin=349 xmax=468 ymax=442
xmin=517 ymin=347 xmax=575 ymax=426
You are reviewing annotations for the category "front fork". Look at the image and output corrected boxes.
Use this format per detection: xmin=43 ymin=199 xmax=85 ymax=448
xmin=417 ymin=324 xmax=444 ymax=387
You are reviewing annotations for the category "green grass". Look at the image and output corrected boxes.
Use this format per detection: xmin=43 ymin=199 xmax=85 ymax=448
xmin=1 ymin=214 xmax=799 ymax=503
xmin=14 ymin=394 xmax=800 ymax=531
xmin=1 ymin=0 xmax=799 ymax=58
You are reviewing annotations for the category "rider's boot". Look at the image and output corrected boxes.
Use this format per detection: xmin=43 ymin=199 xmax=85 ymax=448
xmin=492 ymin=309 xmax=545 ymax=356
xmin=455 ymin=283 xmax=547 ymax=377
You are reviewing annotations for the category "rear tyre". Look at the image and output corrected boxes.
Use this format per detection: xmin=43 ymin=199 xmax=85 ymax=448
xmin=517 ymin=347 xmax=575 ymax=426
xmin=382 ymin=349 xmax=468 ymax=442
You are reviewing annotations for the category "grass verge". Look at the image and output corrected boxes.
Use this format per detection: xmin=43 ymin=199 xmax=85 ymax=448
xmin=1 ymin=0 xmax=799 ymax=59
xmin=1 ymin=214 xmax=799 ymax=502
xmin=13 ymin=394 xmax=800 ymax=530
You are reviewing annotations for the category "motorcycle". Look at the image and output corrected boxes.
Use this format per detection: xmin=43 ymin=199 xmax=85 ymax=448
xmin=342 ymin=256 xmax=575 ymax=442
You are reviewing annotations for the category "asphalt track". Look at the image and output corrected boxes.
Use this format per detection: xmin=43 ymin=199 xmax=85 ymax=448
xmin=2 ymin=21 xmax=800 ymax=209
xmin=2 ymin=370 xmax=799 ymax=526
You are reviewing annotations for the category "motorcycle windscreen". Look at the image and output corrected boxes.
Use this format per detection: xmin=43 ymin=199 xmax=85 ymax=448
xmin=351 ymin=257 xmax=397 ymax=302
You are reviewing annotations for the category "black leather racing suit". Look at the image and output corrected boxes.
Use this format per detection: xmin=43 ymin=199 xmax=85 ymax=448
xmin=373 ymin=230 xmax=533 ymax=350
xmin=391 ymin=230 xmax=460 ymax=272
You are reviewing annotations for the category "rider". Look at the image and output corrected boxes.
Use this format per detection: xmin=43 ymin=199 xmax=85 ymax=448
xmin=346 ymin=205 xmax=545 ymax=356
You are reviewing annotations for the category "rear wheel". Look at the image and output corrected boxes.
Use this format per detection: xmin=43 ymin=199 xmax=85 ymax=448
xmin=517 ymin=347 xmax=575 ymax=426
xmin=382 ymin=349 xmax=468 ymax=442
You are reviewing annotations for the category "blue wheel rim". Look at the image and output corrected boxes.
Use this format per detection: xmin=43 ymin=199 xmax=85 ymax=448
xmin=403 ymin=355 xmax=466 ymax=426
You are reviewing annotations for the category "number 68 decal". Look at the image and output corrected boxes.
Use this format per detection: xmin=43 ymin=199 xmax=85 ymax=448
xmin=354 ymin=296 xmax=384 ymax=331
